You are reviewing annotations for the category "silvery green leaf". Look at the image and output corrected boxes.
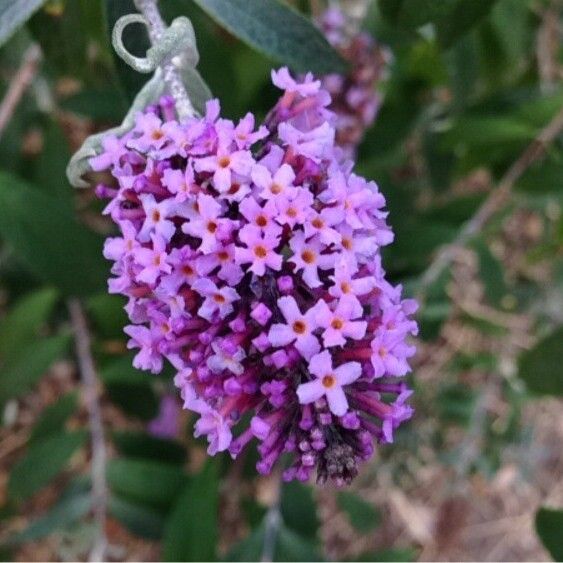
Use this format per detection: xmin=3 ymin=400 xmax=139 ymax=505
xmin=178 ymin=64 xmax=212 ymax=116
xmin=66 ymin=70 xmax=166 ymax=188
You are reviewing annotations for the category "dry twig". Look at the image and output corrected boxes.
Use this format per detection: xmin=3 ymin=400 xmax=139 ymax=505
xmin=418 ymin=104 xmax=563 ymax=299
xmin=0 ymin=44 xmax=42 ymax=141
xmin=68 ymin=299 xmax=108 ymax=563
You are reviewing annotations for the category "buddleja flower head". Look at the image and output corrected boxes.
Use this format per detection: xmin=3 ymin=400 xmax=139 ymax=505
xmin=93 ymin=68 xmax=417 ymax=485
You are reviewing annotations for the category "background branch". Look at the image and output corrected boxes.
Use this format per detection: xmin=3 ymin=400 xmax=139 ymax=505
xmin=68 ymin=299 xmax=108 ymax=563
xmin=0 ymin=44 xmax=41 ymax=141
xmin=418 ymin=104 xmax=563 ymax=299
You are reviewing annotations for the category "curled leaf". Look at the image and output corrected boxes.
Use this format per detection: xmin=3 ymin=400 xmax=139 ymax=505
xmin=66 ymin=70 xmax=165 ymax=188
xmin=112 ymin=15 xmax=199 ymax=74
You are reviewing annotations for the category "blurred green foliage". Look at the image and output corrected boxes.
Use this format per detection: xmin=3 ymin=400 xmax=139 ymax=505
xmin=0 ymin=0 xmax=562 ymax=560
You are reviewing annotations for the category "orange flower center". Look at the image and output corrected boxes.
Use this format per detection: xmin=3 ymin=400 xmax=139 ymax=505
xmin=256 ymin=215 xmax=268 ymax=227
xmin=254 ymin=245 xmax=268 ymax=258
xmin=292 ymin=320 xmax=306 ymax=334
xmin=331 ymin=318 xmax=344 ymax=330
xmin=152 ymin=210 xmax=161 ymax=222
xmin=213 ymin=293 xmax=226 ymax=304
xmin=312 ymin=218 xmax=324 ymax=229
xmin=322 ymin=375 xmax=336 ymax=388
xmin=270 ymin=183 xmax=282 ymax=195
xmin=218 ymin=156 xmax=231 ymax=168
xmin=151 ymin=130 xmax=164 ymax=141
xmin=207 ymin=221 xmax=217 ymax=234
xmin=301 ymin=250 xmax=315 ymax=264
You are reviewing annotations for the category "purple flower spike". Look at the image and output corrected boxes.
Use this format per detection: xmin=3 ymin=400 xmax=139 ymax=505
xmin=93 ymin=70 xmax=416 ymax=485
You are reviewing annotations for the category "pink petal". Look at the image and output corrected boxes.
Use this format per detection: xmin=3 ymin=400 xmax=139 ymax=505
xmin=308 ymin=350 xmax=333 ymax=378
xmin=277 ymin=296 xmax=301 ymax=323
xmin=313 ymin=300 xmax=332 ymax=328
xmin=296 ymin=380 xmax=325 ymax=405
xmin=214 ymin=167 xmax=232 ymax=193
xmin=294 ymin=333 xmax=320 ymax=360
xmin=334 ymin=361 xmax=362 ymax=385
xmin=251 ymin=164 xmax=272 ymax=190
xmin=274 ymin=163 xmax=295 ymax=187
xmin=325 ymin=386 xmax=349 ymax=416
xmin=192 ymin=278 xmax=216 ymax=296
xmin=343 ymin=321 xmax=367 ymax=341
xmin=268 ymin=324 xmax=295 ymax=347
xmin=322 ymin=328 xmax=346 ymax=348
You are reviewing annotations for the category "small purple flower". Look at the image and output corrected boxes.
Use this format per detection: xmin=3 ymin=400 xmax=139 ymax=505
xmin=134 ymin=235 xmax=171 ymax=285
xmin=234 ymin=226 xmax=282 ymax=276
xmin=138 ymin=194 xmax=176 ymax=242
xmin=192 ymin=279 xmax=240 ymax=321
xmin=251 ymin=163 xmax=297 ymax=201
xmin=195 ymin=135 xmax=254 ymax=193
xmin=297 ymin=350 xmax=361 ymax=416
xmin=315 ymin=296 xmax=367 ymax=347
xmin=289 ymin=231 xmax=335 ymax=288
xmin=268 ymin=296 xmax=321 ymax=360
xmin=181 ymin=193 xmax=230 ymax=254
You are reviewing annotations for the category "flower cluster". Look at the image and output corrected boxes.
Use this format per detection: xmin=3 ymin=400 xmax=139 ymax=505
xmin=93 ymin=67 xmax=417 ymax=485
xmin=317 ymin=7 xmax=391 ymax=157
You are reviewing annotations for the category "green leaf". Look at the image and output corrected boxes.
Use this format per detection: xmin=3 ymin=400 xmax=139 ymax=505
xmin=8 ymin=431 xmax=86 ymax=500
xmin=100 ymin=355 xmax=148 ymax=386
xmin=473 ymin=240 xmax=507 ymax=306
xmin=0 ymin=288 xmax=58 ymax=365
xmin=0 ymin=172 xmax=107 ymax=296
xmin=113 ymin=431 xmax=186 ymax=465
xmin=518 ymin=327 xmax=563 ymax=396
xmin=190 ymin=0 xmax=346 ymax=74
xmin=86 ymin=294 xmax=128 ymax=340
xmin=0 ymin=334 xmax=71 ymax=405
xmin=227 ymin=520 xmax=323 ymax=562
xmin=516 ymin=157 xmax=563 ymax=197
xmin=0 ymin=0 xmax=46 ymax=47
xmin=379 ymin=0 xmax=450 ymax=29
xmin=61 ymin=89 xmax=128 ymax=122
xmin=163 ymin=460 xmax=219 ymax=561
xmin=109 ymin=496 xmax=165 ymax=540
xmin=227 ymin=523 xmax=266 ymax=561
xmin=107 ymin=458 xmax=187 ymax=509
xmin=336 ymin=491 xmax=381 ymax=533
xmin=280 ymin=481 xmax=319 ymax=539
xmin=99 ymin=356 xmax=160 ymax=420
xmin=30 ymin=119 xmax=75 ymax=199
xmin=6 ymin=492 xmax=91 ymax=545
xmin=535 ymin=507 xmax=563 ymax=562
xmin=28 ymin=3 xmax=92 ymax=82
xmin=29 ymin=392 xmax=78 ymax=444
xmin=275 ymin=525 xmax=323 ymax=561
xmin=379 ymin=0 xmax=498 ymax=47
xmin=435 ymin=0 xmax=499 ymax=48
xmin=106 ymin=383 xmax=159 ymax=421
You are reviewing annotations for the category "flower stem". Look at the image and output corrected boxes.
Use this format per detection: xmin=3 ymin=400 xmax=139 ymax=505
xmin=133 ymin=0 xmax=196 ymax=120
